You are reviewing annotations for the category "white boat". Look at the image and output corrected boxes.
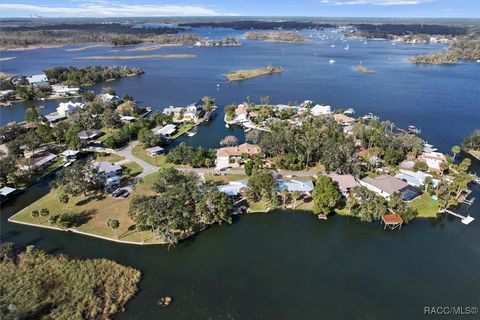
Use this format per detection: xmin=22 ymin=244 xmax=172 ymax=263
xmin=330 ymin=44 xmax=335 ymax=48
xmin=344 ymin=44 xmax=349 ymax=50
xmin=225 ymin=124 xmax=230 ymax=128
xmin=187 ymin=131 xmax=197 ymax=137
xmin=344 ymin=108 xmax=355 ymax=115
xmin=329 ymin=59 xmax=336 ymax=64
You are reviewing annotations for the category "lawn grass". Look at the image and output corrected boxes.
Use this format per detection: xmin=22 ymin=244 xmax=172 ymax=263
xmin=9 ymin=172 xmax=163 ymax=244
xmin=204 ymin=173 xmax=247 ymax=185
xmin=247 ymin=201 xmax=270 ymax=213
xmin=411 ymin=193 xmax=440 ymax=218
xmin=131 ymin=144 xmax=172 ymax=167
xmin=170 ymin=123 xmax=196 ymax=139
xmin=95 ymin=152 xmax=124 ymax=163
xmin=121 ymin=161 xmax=143 ymax=178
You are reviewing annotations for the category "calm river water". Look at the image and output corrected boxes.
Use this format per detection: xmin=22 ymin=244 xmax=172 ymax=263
xmin=1 ymin=28 xmax=479 ymax=319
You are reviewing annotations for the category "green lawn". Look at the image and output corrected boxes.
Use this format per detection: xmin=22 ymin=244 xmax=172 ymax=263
xmin=131 ymin=144 xmax=172 ymax=167
xmin=411 ymin=193 xmax=440 ymax=218
xmin=9 ymin=172 xmax=163 ymax=244
xmin=121 ymin=161 xmax=143 ymax=178
xmin=204 ymin=173 xmax=247 ymax=185
xmin=170 ymin=123 xmax=196 ymax=139
xmin=94 ymin=152 xmax=124 ymax=163
xmin=247 ymin=201 xmax=270 ymax=213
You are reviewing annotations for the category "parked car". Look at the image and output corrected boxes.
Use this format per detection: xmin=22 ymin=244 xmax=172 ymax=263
xmin=112 ymin=188 xmax=129 ymax=198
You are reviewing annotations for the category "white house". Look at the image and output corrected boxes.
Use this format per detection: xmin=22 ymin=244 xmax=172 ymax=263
xmin=96 ymin=161 xmax=122 ymax=178
xmin=153 ymin=124 xmax=176 ymax=137
xmin=234 ymin=104 xmax=249 ymax=123
xmin=51 ymin=84 xmax=80 ymax=96
xmin=217 ymin=180 xmax=249 ymax=197
xmin=56 ymin=101 xmax=84 ymax=116
xmin=146 ymin=146 xmax=164 ymax=156
xmin=418 ymin=152 xmax=447 ymax=173
xmin=276 ymin=180 xmax=314 ymax=195
xmin=26 ymin=74 xmax=48 ymax=86
xmin=311 ymin=104 xmax=331 ymax=116
xmin=98 ymin=93 xmax=121 ymax=105
xmin=60 ymin=150 xmax=80 ymax=161
xmin=395 ymin=169 xmax=439 ymax=188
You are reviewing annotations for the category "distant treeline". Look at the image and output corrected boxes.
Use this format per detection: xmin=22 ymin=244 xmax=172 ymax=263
xmin=44 ymin=65 xmax=144 ymax=86
xmin=0 ymin=23 xmax=179 ymax=34
xmin=178 ymin=20 xmax=334 ymax=30
xmin=410 ymin=36 xmax=480 ymax=64
xmin=351 ymin=24 xmax=468 ymax=38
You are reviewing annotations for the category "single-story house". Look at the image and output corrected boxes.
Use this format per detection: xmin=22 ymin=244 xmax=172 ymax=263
xmin=333 ymin=113 xmax=356 ymax=126
xmin=162 ymin=106 xmax=184 ymax=115
xmin=360 ymin=175 xmax=420 ymax=201
xmin=217 ymin=180 xmax=249 ymax=197
xmin=97 ymin=93 xmax=121 ymax=105
xmin=51 ymin=84 xmax=80 ymax=96
xmin=328 ymin=173 xmax=359 ymax=197
xmin=395 ymin=169 xmax=439 ymax=188
xmin=78 ymin=129 xmax=103 ymax=140
xmin=153 ymin=124 xmax=176 ymax=137
xmin=19 ymin=153 xmax=57 ymax=171
xmin=216 ymin=143 xmax=261 ymax=170
xmin=44 ymin=113 xmax=67 ymax=124
xmin=60 ymin=150 xmax=80 ymax=161
xmin=57 ymin=101 xmax=84 ymax=117
xmin=417 ymin=152 xmax=447 ymax=173
xmin=234 ymin=105 xmax=249 ymax=122
xmin=276 ymin=179 xmax=314 ymax=195
xmin=96 ymin=161 xmax=122 ymax=178
xmin=146 ymin=146 xmax=164 ymax=156
xmin=311 ymin=104 xmax=331 ymax=116
xmin=27 ymin=74 xmax=48 ymax=86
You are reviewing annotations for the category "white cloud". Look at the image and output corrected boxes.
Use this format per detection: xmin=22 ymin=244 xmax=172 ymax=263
xmin=0 ymin=2 xmax=230 ymax=17
xmin=321 ymin=0 xmax=433 ymax=5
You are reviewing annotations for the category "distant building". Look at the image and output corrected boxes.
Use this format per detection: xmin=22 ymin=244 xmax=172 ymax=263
xmin=60 ymin=150 xmax=80 ymax=161
xmin=153 ymin=124 xmax=176 ymax=137
xmin=146 ymin=146 xmax=164 ymax=156
xmin=333 ymin=113 xmax=356 ymax=126
xmin=56 ymin=101 xmax=84 ymax=117
xmin=418 ymin=152 xmax=447 ymax=173
xmin=276 ymin=180 xmax=314 ymax=195
xmin=360 ymin=175 xmax=420 ymax=201
xmin=97 ymin=93 xmax=121 ymax=105
xmin=26 ymin=74 xmax=48 ymax=86
xmin=78 ymin=129 xmax=103 ymax=140
xmin=217 ymin=180 xmax=249 ymax=197
xmin=95 ymin=161 xmax=122 ymax=178
xmin=311 ymin=104 xmax=331 ymax=116
xmin=216 ymin=143 xmax=261 ymax=170
xmin=328 ymin=172 xmax=359 ymax=197
xmin=51 ymin=84 xmax=80 ymax=96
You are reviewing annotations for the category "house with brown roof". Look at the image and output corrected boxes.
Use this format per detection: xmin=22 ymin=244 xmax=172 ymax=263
xmin=359 ymin=175 xmax=420 ymax=201
xmin=333 ymin=113 xmax=356 ymax=126
xmin=215 ymin=143 xmax=261 ymax=170
xmin=328 ymin=173 xmax=359 ymax=197
xmin=417 ymin=151 xmax=447 ymax=173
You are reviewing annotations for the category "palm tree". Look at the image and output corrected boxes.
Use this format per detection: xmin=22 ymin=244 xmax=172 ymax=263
xmin=7 ymin=173 xmax=17 ymax=189
xmin=451 ymin=145 xmax=461 ymax=160
xmin=31 ymin=210 xmax=40 ymax=223
xmin=280 ymin=189 xmax=290 ymax=209
xmin=59 ymin=192 xmax=69 ymax=211
xmin=146 ymin=216 xmax=155 ymax=234
xmin=291 ymin=191 xmax=301 ymax=209
xmin=107 ymin=219 xmax=120 ymax=239
xmin=40 ymin=208 xmax=49 ymax=223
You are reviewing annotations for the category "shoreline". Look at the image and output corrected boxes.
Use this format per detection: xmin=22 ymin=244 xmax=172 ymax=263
xmin=1 ymin=44 xmax=65 ymax=51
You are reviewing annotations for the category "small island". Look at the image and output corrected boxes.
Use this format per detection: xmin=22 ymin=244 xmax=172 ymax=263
xmin=0 ymin=243 xmax=140 ymax=319
xmin=245 ymin=31 xmax=307 ymax=43
xmin=225 ymin=66 xmax=284 ymax=82
xmin=355 ymin=66 xmax=377 ymax=74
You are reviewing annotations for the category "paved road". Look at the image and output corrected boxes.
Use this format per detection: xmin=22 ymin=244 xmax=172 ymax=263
xmin=100 ymin=141 xmax=317 ymax=179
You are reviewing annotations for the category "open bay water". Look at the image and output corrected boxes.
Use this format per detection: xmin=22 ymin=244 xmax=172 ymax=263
xmin=1 ymin=28 xmax=480 ymax=319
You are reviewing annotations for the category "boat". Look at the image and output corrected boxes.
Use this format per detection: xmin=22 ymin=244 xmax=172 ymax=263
xmin=225 ymin=123 xmax=230 ymax=128
xmin=38 ymin=105 xmax=45 ymax=109
xmin=330 ymin=44 xmax=335 ymax=48
xmin=318 ymin=214 xmax=328 ymax=220
xmin=408 ymin=125 xmax=421 ymax=134
xmin=329 ymin=59 xmax=336 ymax=64
xmin=362 ymin=112 xmax=379 ymax=121
xmin=344 ymin=108 xmax=355 ymax=115
xmin=187 ymin=131 xmax=197 ymax=137
xmin=344 ymin=44 xmax=349 ymax=50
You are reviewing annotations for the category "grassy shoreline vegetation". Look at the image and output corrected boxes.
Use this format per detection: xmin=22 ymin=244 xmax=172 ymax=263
xmin=0 ymin=243 xmax=140 ymax=319
xmin=245 ymin=31 xmax=307 ymax=43
xmin=355 ymin=66 xmax=377 ymax=74
xmin=75 ymin=54 xmax=196 ymax=60
xmin=225 ymin=66 xmax=284 ymax=82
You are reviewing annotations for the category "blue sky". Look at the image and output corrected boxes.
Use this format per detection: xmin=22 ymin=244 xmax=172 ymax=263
xmin=0 ymin=0 xmax=478 ymax=18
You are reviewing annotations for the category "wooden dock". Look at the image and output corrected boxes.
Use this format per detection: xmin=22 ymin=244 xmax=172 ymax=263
xmin=440 ymin=209 xmax=475 ymax=225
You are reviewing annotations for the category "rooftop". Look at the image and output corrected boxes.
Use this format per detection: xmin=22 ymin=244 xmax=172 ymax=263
xmin=361 ymin=175 xmax=409 ymax=195
xmin=276 ymin=180 xmax=314 ymax=193
xmin=96 ymin=161 xmax=122 ymax=174
xmin=382 ymin=213 xmax=404 ymax=225
xmin=216 ymin=143 xmax=261 ymax=157
xmin=328 ymin=173 xmax=358 ymax=193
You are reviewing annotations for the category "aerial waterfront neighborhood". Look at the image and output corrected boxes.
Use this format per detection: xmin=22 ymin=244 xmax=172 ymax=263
xmin=0 ymin=5 xmax=479 ymax=320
